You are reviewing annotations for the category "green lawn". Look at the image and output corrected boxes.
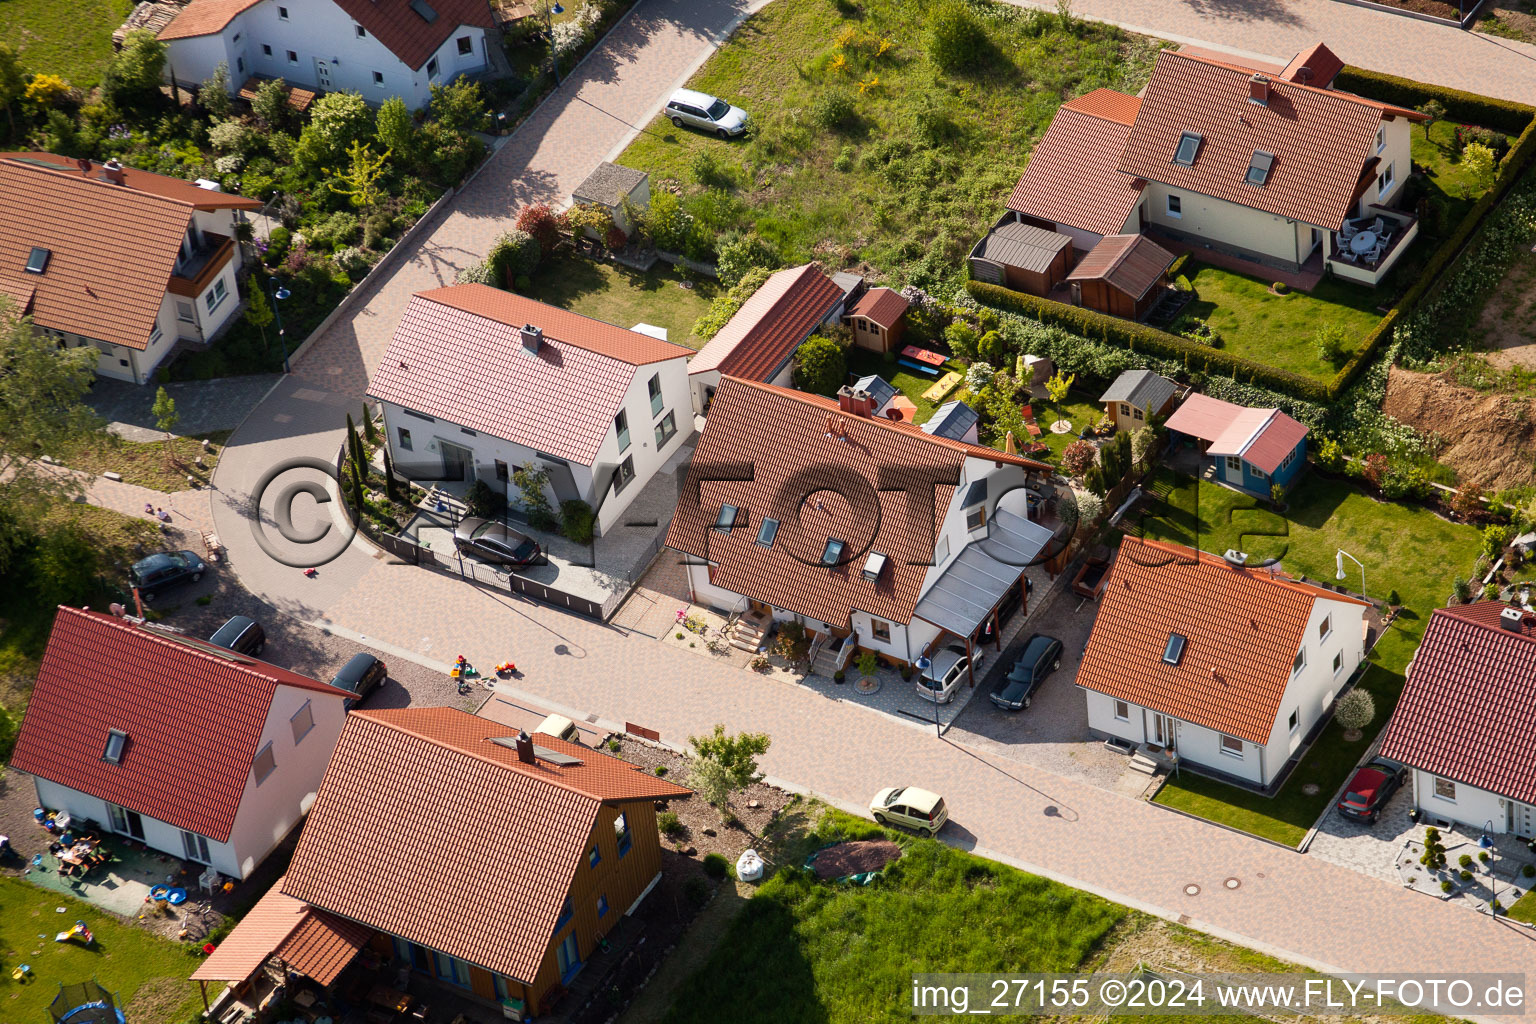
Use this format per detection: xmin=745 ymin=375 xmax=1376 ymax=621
xmin=842 ymin=347 xmax=968 ymax=423
xmin=618 ymin=0 xmax=1165 ymax=289
xmin=52 ymin=431 xmax=230 ymax=493
xmin=1177 ymin=264 xmax=1386 ymax=382
xmin=0 ymin=0 xmax=134 ymax=86
xmin=1032 ymin=391 xmax=1105 ymax=459
xmin=1141 ymin=468 xmax=1482 ymax=845
xmin=0 ymin=875 xmax=203 ymax=1021
xmin=1509 ymin=888 xmax=1536 ymax=924
xmin=524 ymin=252 xmax=724 ymax=350
xmin=1412 ymin=118 xmax=1510 ymax=212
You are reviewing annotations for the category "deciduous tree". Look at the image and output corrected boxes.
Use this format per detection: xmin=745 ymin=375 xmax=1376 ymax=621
xmin=686 ymin=725 xmax=771 ymax=813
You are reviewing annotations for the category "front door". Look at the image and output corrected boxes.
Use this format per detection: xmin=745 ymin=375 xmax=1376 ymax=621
xmin=555 ymin=932 xmax=582 ymax=982
xmin=439 ymin=441 xmax=473 ymax=482
xmin=315 ymin=59 xmax=333 ymax=90
xmin=108 ymin=803 xmax=145 ymax=840
xmin=1509 ymin=800 xmax=1536 ymax=839
xmin=1152 ymin=713 xmax=1176 ymax=748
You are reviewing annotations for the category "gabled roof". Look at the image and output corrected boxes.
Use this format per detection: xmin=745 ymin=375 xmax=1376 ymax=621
xmin=850 ymin=286 xmax=908 ymax=328
xmin=973 ymin=221 xmax=1073 ymax=274
xmin=0 ymin=154 xmax=262 ymax=211
xmin=1098 ymin=368 xmax=1178 ymax=411
xmin=161 ymin=0 xmax=495 ymax=70
xmin=283 ymin=708 xmax=689 ymax=986
xmin=1280 ymin=42 xmax=1344 ymax=88
xmin=367 ymin=285 xmax=691 ymax=466
xmin=1119 ymin=49 xmax=1423 ymax=230
xmin=1077 ymin=538 xmax=1369 ymax=744
xmin=0 ymin=154 xmax=254 ymax=351
xmin=192 ymin=876 xmax=371 ymax=985
xmin=1164 ymin=393 xmax=1308 ymax=475
xmin=1380 ymin=604 xmax=1536 ymax=804
xmin=9 ymin=608 xmax=352 ymax=842
xmin=853 ymin=374 xmax=898 ymax=410
xmin=688 ymin=264 xmax=845 ymax=380
xmin=1066 ymin=234 xmax=1176 ymax=300
xmin=665 ymin=377 xmax=1048 ymax=629
xmin=1006 ymin=90 xmax=1146 ymax=239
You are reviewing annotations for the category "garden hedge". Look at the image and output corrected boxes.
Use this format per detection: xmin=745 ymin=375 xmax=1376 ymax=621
xmin=1332 ymin=66 xmax=1536 ymax=137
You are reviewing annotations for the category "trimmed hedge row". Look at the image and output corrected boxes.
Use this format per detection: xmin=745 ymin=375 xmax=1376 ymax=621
xmin=1167 ymin=252 xmax=1192 ymax=279
xmin=1333 ymin=66 xmax=1535 ymax=137
xmin=965 ymin=280 xmax=1332 ymax=401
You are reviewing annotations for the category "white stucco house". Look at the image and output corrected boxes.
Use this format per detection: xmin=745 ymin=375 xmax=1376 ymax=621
xmin=368 ymin=284 xmax=695 ymax=537
xmin=156 ymin=0 xmax=495 ymax=109
xmin=0 ymin=152 xmax=260 ymax=384
xmin=1076 ymin=538 xmax=1370 ymax=789
xmin=10 ymin=607 xmax=353 ymax=880
xmin=666 ymin=376 xmax=1058 ymax=677
xmin=1381 ymin=602 xmax=1536 ymax=837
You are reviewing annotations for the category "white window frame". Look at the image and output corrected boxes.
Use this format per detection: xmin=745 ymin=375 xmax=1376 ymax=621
xmin=397 ymin=427 xmax=412 ymax=451
xmin=456 ymin=35 xmax=474 ymax=56
xmin=278 ymin=4 xmax=289 ymax=18
xmin=1288 ymin=709 xmax=1299 ymax=734
xmin=103 ymin=729 xmax=128 ymax=763
xmin=1113 ymin=700 xmax=1129 ymax=722
xmin=1376 ymin=126 xmax=1386 ymax=153
xmin=373 ymin=71 xmax=385 ymax=86
xmin=356 ymin=24 xmax=367 ymax=37
xmin=252 ymin=742 xmax=277 ymax=785
xmin=290 ymin=700 xmax=314 ymax=744
xmin=1378 ymin=162 xmax=1395 ymax=196
xmin=1219 ymin=734 xmax=1244 ymax=759
xmin=1292 ymin=646 xmax=1306 ymax=677
xmin=654 ymin=410 xmax=677 ymax=448
xmin=870 ymin=618 xmax=891 ymax=642
xmin=182 ymin=830 xmax=211 ymax=863
xmin=287 ymin=50 xmax=299 ymax=65
xmin=1332 ymin=651 xmax=1343 ymax=676
xmin=1166 ymin=194 xmax=1182 ymax=219
xmin=427 ymin=57 xmax=441 ymax=78
xmin=614 ymin=455 xmax=635 ymax=493
xmin=1433 ymin=777 xmax=1456 ymax=802
xmin=204 ymin=278 xmax=227 ymax=315
xmin=1318 ymin=615 xmax=1332 ymax=642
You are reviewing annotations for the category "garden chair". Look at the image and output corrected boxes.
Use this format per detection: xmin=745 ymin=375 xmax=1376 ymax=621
xmin=1021 ymin=405 xmax=1042 ymax=437
xmin=1340 ymin=250 xmax=1359 ymax=264
xmin=1371 ymin=216 xmax=1386 ymax=234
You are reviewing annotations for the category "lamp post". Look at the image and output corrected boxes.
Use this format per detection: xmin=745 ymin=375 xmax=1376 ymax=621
xmin=269 ymin=278 xmax=292 ymax=374
xmin=545 ymin=2 xmax=566 ymax=84
xmin=1336 ymin=549 xmax=1366 ymax=601
xmin=1481 ymin=823 xmax=1500 ymax=914
xmin=915 ymin=656 xmax=936 ymax=739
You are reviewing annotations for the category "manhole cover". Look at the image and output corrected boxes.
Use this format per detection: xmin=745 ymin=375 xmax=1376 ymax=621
xmin=1184 ymin=883 xmax=1201 ymax=896
xmin=1301 ymin=783 xmax=1320 ymax=796
xmin=1225 ymin=877 xmax=1241 ymax=890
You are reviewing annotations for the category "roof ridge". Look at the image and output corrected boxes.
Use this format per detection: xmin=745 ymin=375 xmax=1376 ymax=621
xmin=1437 ymin=603 xmax=1536 ymax=643
xmin=2 ymin=156 xmax=200 ymax=211
xmin=1161 ymin=48 xmax=1422 ymax=119
xmin=1123 ymin=538 xmax=1370 ymax=606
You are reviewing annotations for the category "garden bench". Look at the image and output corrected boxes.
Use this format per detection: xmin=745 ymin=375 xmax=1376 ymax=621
xmin=898 ymin=358 xmax=939 ymax=376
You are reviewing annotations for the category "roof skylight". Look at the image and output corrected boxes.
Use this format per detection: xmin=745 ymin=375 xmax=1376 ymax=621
xmin=1172 ymin=132 xmax=1202 ymax=167
xmin=1162 ymin=633 xmax=1187 ymax=666
xmin=1245 ymin=150 xmax=1275 ymax=186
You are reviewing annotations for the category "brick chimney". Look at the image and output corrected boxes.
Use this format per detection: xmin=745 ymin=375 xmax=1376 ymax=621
xmin=519 ymin=324 xmax=543 ymax=354
xmin=514 ymin=729 xmax=536 ymax=763
xmin=101 ymin=158 xmax=127 ymax=186
xmin=1248 ymin=74 xmax=1271 ymax=106
xmin=836 ymin=385 xmax=855 ymax=413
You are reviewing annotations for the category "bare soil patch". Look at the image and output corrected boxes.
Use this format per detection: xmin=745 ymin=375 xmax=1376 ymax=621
xmin=1473 ymin=251 xmax=1536 ymax=371
xmin=1363 ymin=0 xmax=1460 ymax=18
xmin=808 ymin=839 xmax=902 ymax=879
xmin=1382 ymin=365 xmax=1536 ymax=489
xmin=1478 ymin=0 xmax=1536 ymax=42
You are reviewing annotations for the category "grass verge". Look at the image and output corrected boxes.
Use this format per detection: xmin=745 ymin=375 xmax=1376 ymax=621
xmin=0 ymin=0 xmax=135 ymax=86
xmin=51 ymin=431 xmax=230 ymax=493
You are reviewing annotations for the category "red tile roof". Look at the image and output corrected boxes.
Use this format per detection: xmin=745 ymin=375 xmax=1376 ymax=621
xmin=665 ymin=377 xmax=1049 ymax=629
xmin=367 ymin=285 xmax=692 ymax=466
xmin=1164 ymin=393 xmax=1308 ymax=475
xmin=1119 ymin=50 xmax=1423 ymax=230
xmin=851 ymin=286 xmax=908 ymax=329
xmin=10 ymin=608 xmax=352 ymax=842
xmin=1065 ymin=234 xmax=1175 ymax=300
xmin=1240 ymin=411 xmax=1310 ymax=475
xmin=283 ymin=708 xmax=689 ymax=985
xmin=687 ymin=265 xmax=844 ymax=381
xmin=1078 ymin=538 xmax=1368 ymax=744
xmin=1174 ymin=45 xmax=1286 ymax=77
xmin=0 ymin=153 xmax=262 ymax=210
xmin=1006 ymin=93 xmax=1146 ymax=239
xmin=1379 ymin=603 xmax=1536 ymax=804
xmin=192 ymin=876 xmax=370 ymax=985
xmin=1280 ymin=42 xmax=1344 ymax=88
xmin=157 ymin=0 xmax=262 ymax=39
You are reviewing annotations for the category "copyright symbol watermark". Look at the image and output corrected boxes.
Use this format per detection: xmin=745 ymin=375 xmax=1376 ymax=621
xmin=248 ymin=456 xmax=359 ymax=569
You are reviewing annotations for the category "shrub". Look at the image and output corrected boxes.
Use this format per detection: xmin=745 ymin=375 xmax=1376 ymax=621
xmin=691 ymin=148 xmax=734 ymax=189
xmin=658 ymin=811 xmax=684 ymax=837
xmin=1460 ymin=853 xmax=1474 ymax=868
xmin=1334 ymin=688 xmax=1375 ymax=731
xmin=944 ymin=320 xmax=979 ymax=360
xmin=833 ymin=144 xmax=855 ymax=172
xmin=515 ymin=203 xmax=566 ymax=253
xmin=1272 ymin=281 xmax=1289 ymax=295
xmin=1314 ymin=437 xmax=1345 ymax=472
xmin=642 ymin=190 xmax=697 ymax=254
xmin=376 ymin=95 xmax=418 ymax=160
xmin=654 ymin=764 xmax=668 ymax=776
xmin=808 ymin=88 xmax=858 ymax=131
xmin=252 ymin=77 xmax=291 ymax=128
xmin=605 ymin=224 xmax=629 ymax=250
xmin=428 ymin=77 xmax=492 ymax=134
xmin=693 ymin=265 xmax=772 ymax=338
xmin=487 ymin=228 xmax=542 ymax=282
xmin=1462 ymin=142 xmax=1499 ymax=193
xmin=964 ymin=361 xmax=995 ymax=392
xmin=912 ymin=96 xmax=959 ymax=144
xmin=793 ymin=334 xmax=845 ymax=395
xmin=295 ymin=91 xmax=375 ymax=170
xmin=1483 ymin=523 xmax=1515 ymax=560
xmin=1451 ymin=483 xmax=1485 ymax=520
xmin=264 ymin=226 xmax=292 ymax=265
xmin=1523 ymin=864 xmax=1534 ymax=878
xmin=25 ymin=73 xmax=73 ymax=109
xmin=683 ymin=875 xmax=710 ymax=908
xmin=1456 ymin=124 xmax=1511 ymax=161
xmin=1060 ymin=440 xmax=1097 ymax=477
xmin=1362 ymin=453 xmax=1390 ymax=488
xmin=716 ymin=232 xmax=779 ymax=287
xmin=1453 ymin=576 xmax=1473 ymax=603
xmin=1072 ymin=489 xmax=1104 ymax=528
xmin=306 ymin=211 xmax=361 ymax=251
xmin=1315 ymin=323 xmax=1351 ymax=367
xmin=465 ymin=479 xmax=506 ymax=518
xmin=1461 ymin=870 xmax=1474 ymax=881
xmin=103 ymin=29 xmax=166 ymax=109
xmin=1480 ymin=850 xmax=1491 ymax=863
xmin=702 ymin=853 xmax=730 ymax=879
xmin=560 ymin=499 xmax=595 ymax=544
xmin=1441 ymin=879 xmax=1455 ymax=893
xmin=928 ymin=0 xmax=990 ymax=73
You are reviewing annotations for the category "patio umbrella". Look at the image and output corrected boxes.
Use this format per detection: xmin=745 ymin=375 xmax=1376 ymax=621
xmin=1005 ymin=430 xmax=1017 ymax=456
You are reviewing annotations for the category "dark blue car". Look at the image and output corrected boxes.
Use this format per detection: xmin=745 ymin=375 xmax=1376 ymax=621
xmin=989 ymin=633 xmax=1063 ymax=711
xmin=129 ymin=550 xmax=206 ymax=603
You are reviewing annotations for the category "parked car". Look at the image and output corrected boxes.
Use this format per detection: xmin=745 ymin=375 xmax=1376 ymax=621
xmin=129 ymin=550 xmax=206 ymax=602
xmin=1337 ymin=757 xmax=1408 ymax=824
xmin=915 ymin=644 xmax=986 ymax=705
xmin=454 ymin=518 xmax=541 ymax=566
xmin=870 ymin=786 xmax=948 ymax=837
xmin=666 ymin=88 xmax=749 ymax=138
xmin=209 ymin=615 xmax=265 ymax=656
xmin=330 ymin=652 xmax=388 ymax=708
xmin=989 ymin=633 xmax=1064 ymax=711
xmin=535 ymin=714 xmax=581 ymax=744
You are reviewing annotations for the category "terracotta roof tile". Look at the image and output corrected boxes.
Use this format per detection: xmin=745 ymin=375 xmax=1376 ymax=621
xmin=687 ymin=265 xmax=844 ymax=380
xmin=1077 ymin=538 xmax=1368 ymax=744
xmin=191 ymin=875 xmax=370 ymax=985
xmin=157 ymin=0 xmax=263 ymax=39
xmin=332 ymin=0 xmax=497 ymax=71
xmin=366 ymin=285 xmax=691 ymax=466
xmin=1065 ymin=234 xmax=1175 ymax=300
xmin=275 ymin=906 xmax=373 ymax=985
xmin=283 ymin=708 xmax=689 ymax=985
xmin=0 ymin=154 xmax=262 ymax=210
xmin=1006 ymin=98 xmax=1145 ymax=239
xmin=1174 ymin=44 xmax=1287 ymax=77
xmin=850 ymin=286 xmax=908 ymax=328
xmin=1280 ymin=42 xmax=1344 ymax=88
xmin=1165 ymin=394 xmax=1308 ymax=475
xmin=1119 ymin=50 xmax=1421 ymax=230
xmin=1379 ymin=604 xmax=1536 ymax=804
xmin=665 ymin=377 xmax=1048 ymax=629
xmin=10 ymin=608 xmax=351 ymax=842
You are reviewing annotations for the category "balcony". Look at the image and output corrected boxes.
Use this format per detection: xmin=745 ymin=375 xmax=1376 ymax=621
xmin=167 ymin=232 xmax=234 ymax=299
xmin=1326 ymin=206 xmax=1419 ymax=287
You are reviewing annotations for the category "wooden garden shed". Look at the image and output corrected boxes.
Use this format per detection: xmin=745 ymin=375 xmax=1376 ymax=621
xmin=1065 ymin=234 xmax=1175 ymax=320
xmin=968 ymin=221 xmax=1074 ymax=296
xmin=848 ymin=287 xmax=909 ymax=353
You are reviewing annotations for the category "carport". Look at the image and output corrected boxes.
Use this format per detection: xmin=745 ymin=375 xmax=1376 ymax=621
xmin=912 ymin=509 xmax=1055 ymax=687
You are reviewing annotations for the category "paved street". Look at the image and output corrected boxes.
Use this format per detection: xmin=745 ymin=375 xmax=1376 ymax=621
xmin=202 ymin=0 xmax=1536 ymax=992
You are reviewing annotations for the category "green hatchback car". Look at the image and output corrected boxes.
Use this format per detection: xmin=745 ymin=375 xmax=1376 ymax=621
xmin=870 ymin=786 xmax=949 ymax=837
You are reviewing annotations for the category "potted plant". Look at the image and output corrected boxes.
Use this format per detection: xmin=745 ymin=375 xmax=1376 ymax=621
xmin=856 ymin=649 xmax=879 ymax=682
xmin=833 ymin=669 xmax=845 ymax=684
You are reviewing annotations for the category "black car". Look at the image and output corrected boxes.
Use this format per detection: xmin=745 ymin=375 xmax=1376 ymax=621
xmin=209 ymin=615 xmax=266 ymax=656
xmin=453 ymin=517 xmax=541 ymax=566
xmin=330 ymin=652 xmax=388 ymax=708
xmin=1337 ymin=757 xmax=1408 ymax=823
xmin=129 ymin=550 xmax=206 ymax=602
xmin=989 ymin=633 xmax=1063 ymax=711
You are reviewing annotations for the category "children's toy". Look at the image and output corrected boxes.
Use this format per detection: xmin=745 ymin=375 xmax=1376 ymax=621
xmin=54 ymin=921 xmax=93 ymax=946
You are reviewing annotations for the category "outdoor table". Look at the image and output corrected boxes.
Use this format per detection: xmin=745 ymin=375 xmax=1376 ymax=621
xmin=1349 ymin=231 xmax=1377 ymax=255
xmin=901 ymin=345 xmax=946 ymax=367
xmin=368 ymin=985 xmax=412 ymax=1014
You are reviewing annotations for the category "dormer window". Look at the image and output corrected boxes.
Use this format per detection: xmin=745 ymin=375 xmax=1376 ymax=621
xmin=862 ymin=551 xmax=887 ymax=581
xmin=714 ymin=504 xmax=740 ymax=531
xmin=821 ymin=538 xmax=845 ymax=565
xmin=1245 ymin=150 xmax=1274 ymax=186
xmin=103 ymin=729 xmax=128 ymax=764
xmin=1162 ymin=633 xmax=1186 ymax=666
xmin=1172 ymin=131 xmax=1202 ymax=166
